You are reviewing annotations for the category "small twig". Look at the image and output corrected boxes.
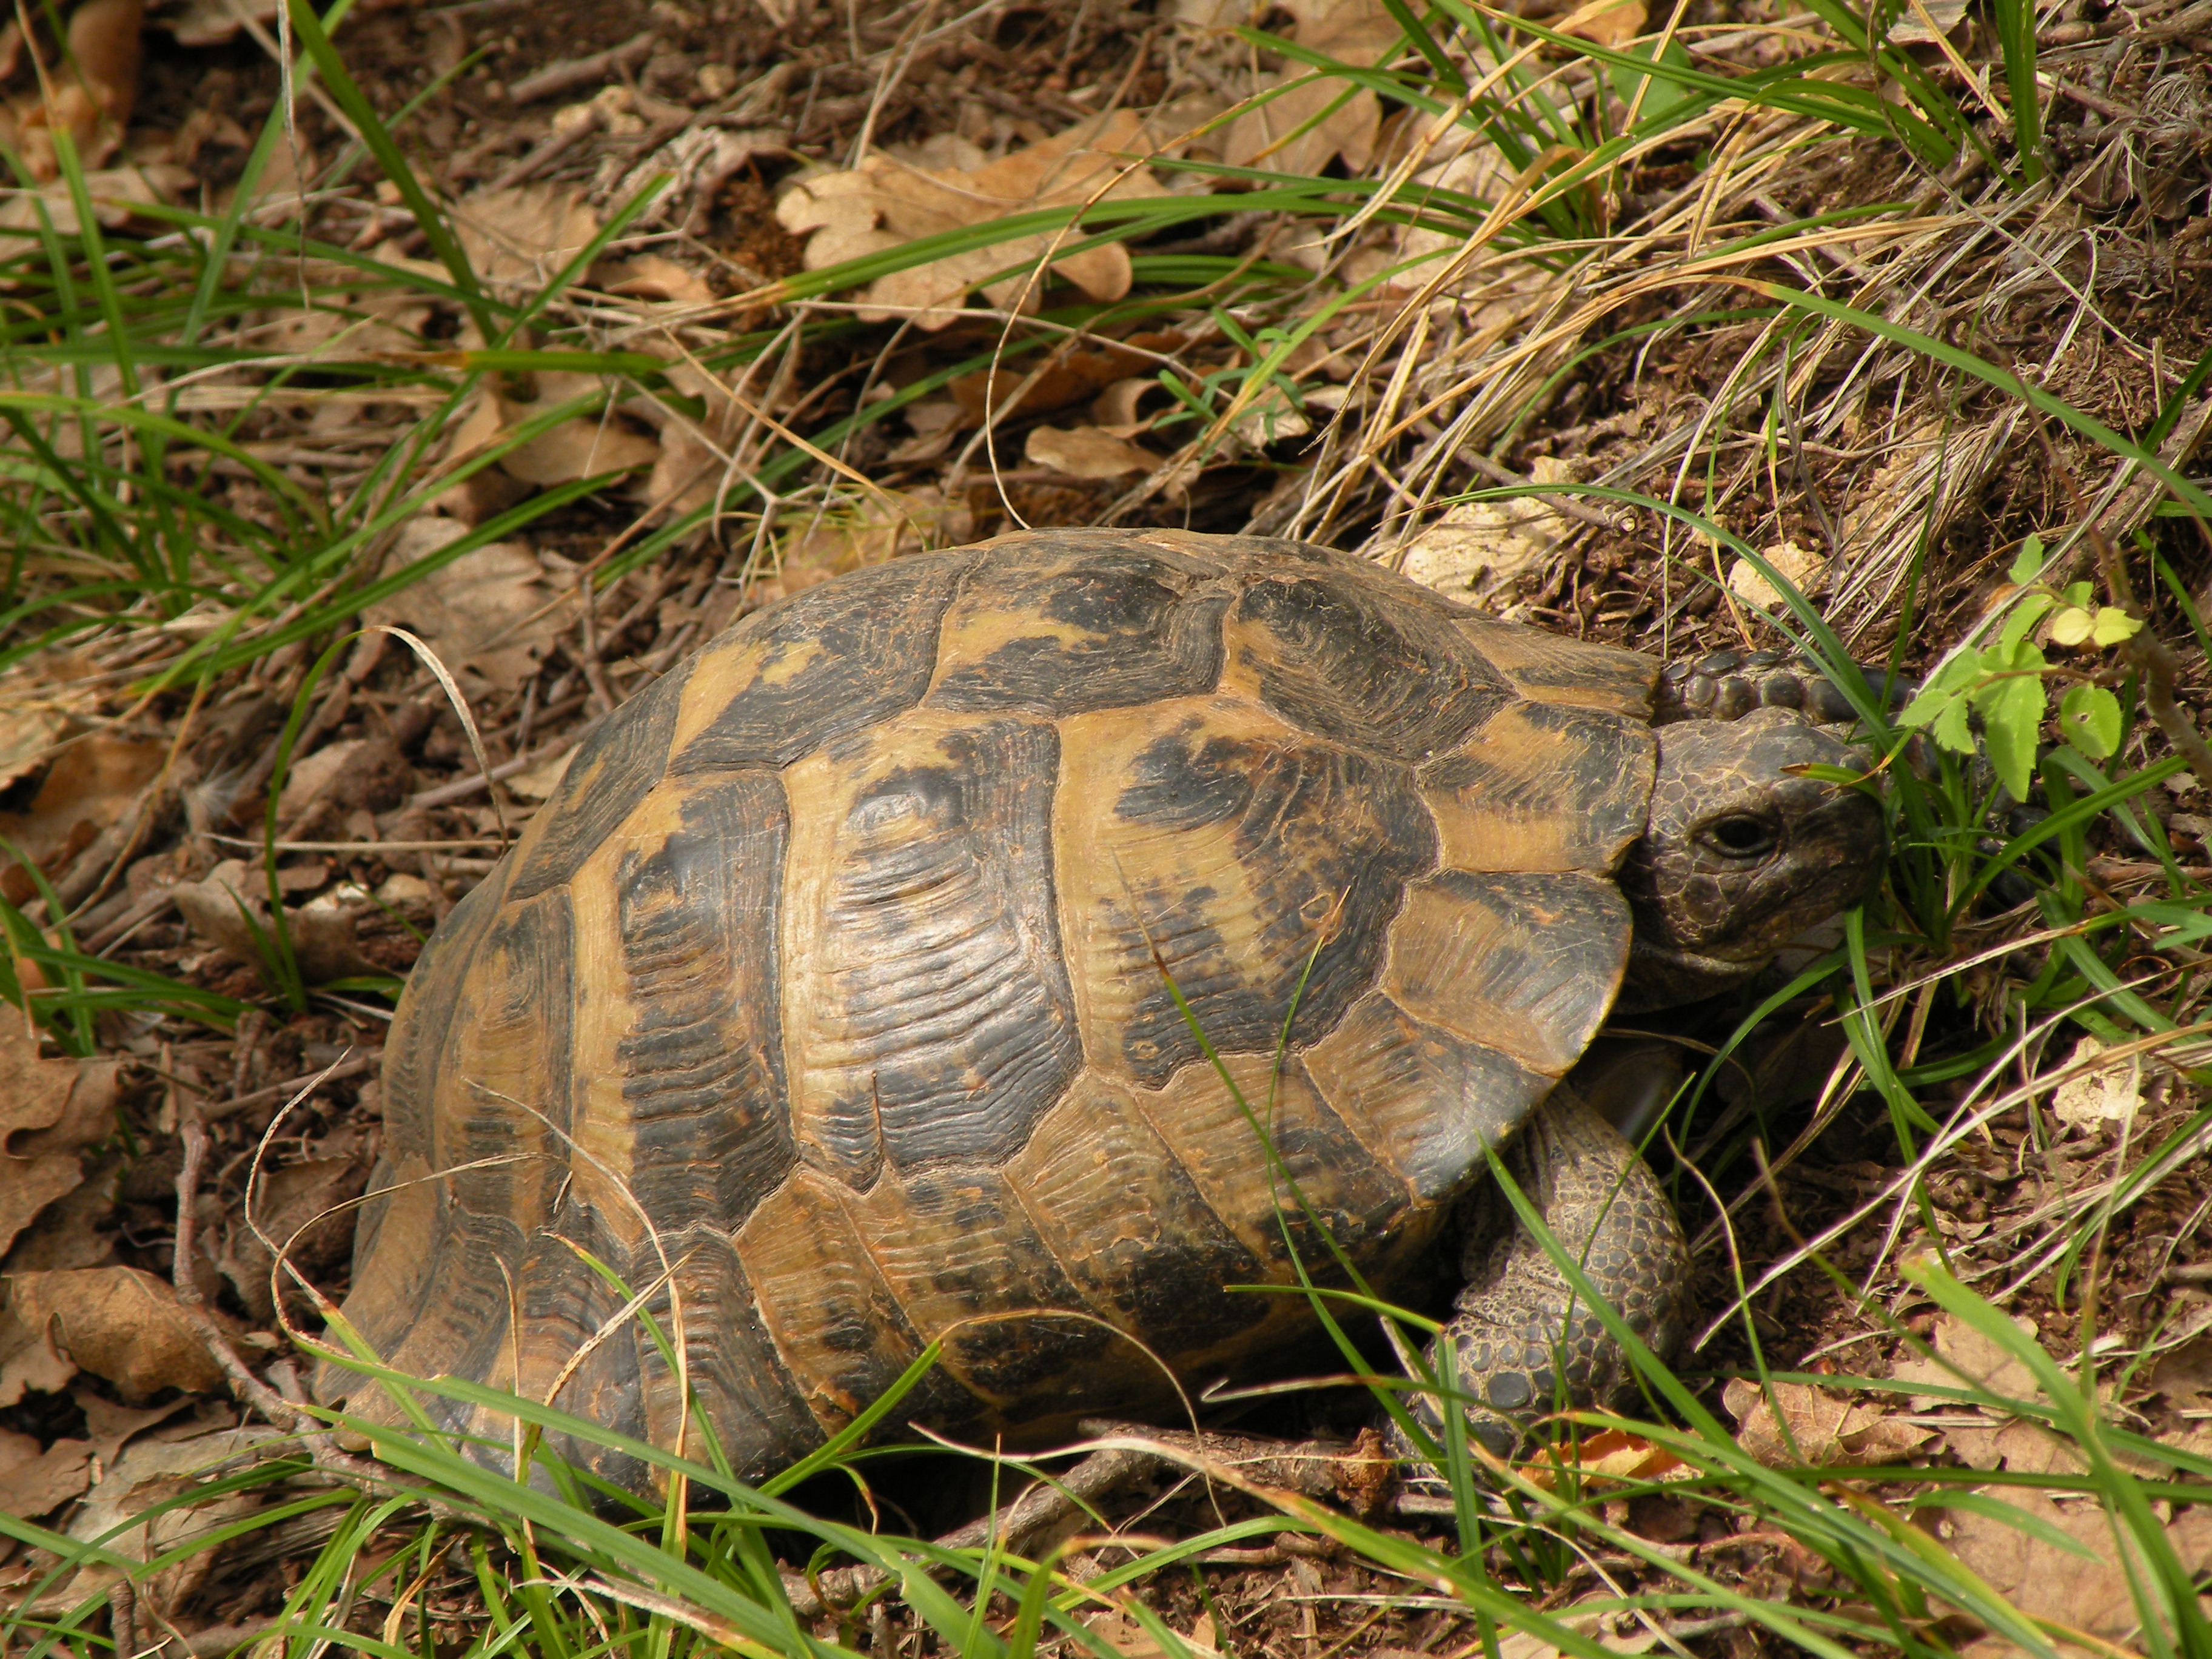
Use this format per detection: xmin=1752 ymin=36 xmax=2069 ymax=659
xmin=107 ymin=1581 xmax=137 ymax=1659
xmin=506 ymin=30 xmax=657 ymax=102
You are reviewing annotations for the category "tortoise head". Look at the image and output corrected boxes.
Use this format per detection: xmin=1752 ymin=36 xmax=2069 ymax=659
xmin=1617 ymin=709 xmax=1884 ymax=1010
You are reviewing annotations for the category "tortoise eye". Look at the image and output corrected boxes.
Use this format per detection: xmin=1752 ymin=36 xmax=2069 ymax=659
xmin=1701 ymin=814 xmax=1778 ymax=859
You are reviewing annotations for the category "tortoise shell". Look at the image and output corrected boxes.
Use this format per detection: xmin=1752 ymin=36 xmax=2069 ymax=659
xmin=328 ymin=528 xmax=1662 ymax=1489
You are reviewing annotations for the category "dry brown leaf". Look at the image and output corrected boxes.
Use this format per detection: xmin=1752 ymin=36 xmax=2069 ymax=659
xmin=0 ymin=723 xmax=167 ymax=899
xmin=51 ymin=1425 xmax=285 ymax=1614
xmin=1398 ymin=492 xmax=1570 ymax=601
xmin=1723 ymin=1377 xmax=1930 ymax=1467
xmin=1939 ymin=1487 xmax=2212 ymax=1646
xmin=157 ymin=0 xmax=281 ymax=45
xmin=12 ymin=0 xmax=142 ymax=178
xmin=776 ymin=110 xmax=1174 ymax=330
xmin=1892 ymin=1314 xmax=2043 ymax=1408
xmin=75 ymin=1389 xmax=192 ymax=1465
xmin=366 ymin=518 xmax=565 ymax=695
xmin=0 ymin=1010 xmax=115 ymax=1259
xmin=1942 ymin=1416 xmax=2089 ymax=1476
xmin=448 ymin=378 xmax=662 ymax=494
xmin=776 ymin=489 xmax=972 ymax=585
xmin=1728 ymin=540 xmax=1829 ymax=611
xmin=597 ymin=253 xmax=716 ymax=307
xmin=1557 ymin=0 xmax=1647 ymax=46
xmin=10 ymin=1267 xmax=229 ymax=1400
xmin=2049 ymin=1036 xmax=2143 ymax=1131
xmin=0 ymin=1295 xmax=77 ymax=1406
xmin=1521 ymin=1427 xmax=1683 ymax=1488
xmin=221 ymin=1156 xmax=365 ymax=1322
xmin=1224 ymin=0 xmax=1401 ymax=178
xmin=1025 ymin=424 xmax=1160 ymax=479
xmin=2149 ymin=1330 xmax=2212 ymax=1409
xmin=504 ymin=749 xmax=577 ymax=802
xmin=172 ymin=859 xmax=380 ymax=985
xmin=454 ymin=184 xmax=601 ymax=293
xmin=0 ymin=1435 xmax=91 ymax=1518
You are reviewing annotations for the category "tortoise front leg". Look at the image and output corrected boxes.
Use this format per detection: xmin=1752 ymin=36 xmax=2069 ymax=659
xmin=1391 ymin=1087 xmax=1691 ymax=1465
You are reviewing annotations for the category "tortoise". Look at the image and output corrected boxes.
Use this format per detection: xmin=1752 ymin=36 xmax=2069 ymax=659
xmin=322 ymin=527 xmax=1883 ymax=1490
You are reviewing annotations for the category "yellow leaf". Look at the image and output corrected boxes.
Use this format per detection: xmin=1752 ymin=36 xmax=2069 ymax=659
xmin=2046 ymin=606 xmax=2094 ymax=646
xmin=2090 ymin=606 xmax=2142 ymax=645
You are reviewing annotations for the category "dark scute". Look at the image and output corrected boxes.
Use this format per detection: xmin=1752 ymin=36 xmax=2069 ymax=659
xmin=636 ymin=1227 xmax=823 ymax=1483
xmin=882 ymin=1170 xmax=1113 ymax=1404
xmin=671 ymin=554 xmax=971 ymax=774
xmin=1232 ymin=572 xmax=1513 ymax=762
xmin=813 ymin=720 xmax=1081 ymax=1174
xmin=509 ymin=660 xmax=695 ymax=903
xmin=1242 ymin=1079 xmax=1407 ymax=1269
xmin=515 ymin=1203 xmax=652 ymax=1493
xmin=614 ymin=774 xmax=797 ymax=1231
xmin=401 ymin=1206 xmax=527 ymax=1437
xmin=1110 ymin=726 xmax=1435 ymax=1086
xmin=358 ymin=862 xmax=509 ymax=1252
xmin=928 ymin=549 xmax=1228 ymax=714
xmin=442 ymin=890 xmax=574 ymax=1222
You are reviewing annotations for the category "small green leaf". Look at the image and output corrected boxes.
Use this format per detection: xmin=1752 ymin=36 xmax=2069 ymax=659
xmin=1999 ymin=592 xmax=2056 ymax=655
xmin=2048 ymin=606 xmax=2094 ymax=646
xmin=2057 ymin=683 xmax=2121 ymax=759
xmin=1971 ymin=668 xmax=2046 ymax=799
xmin=2090 ymin=606 xmax=2142 ymax=646
xmin=2007 ymin=534 xmax=2046 ymax=585
xmin=1931 ymin=694 xmax=1974 ymax=754
xmin=2060 ymin=580 xmax=2094 ymax=608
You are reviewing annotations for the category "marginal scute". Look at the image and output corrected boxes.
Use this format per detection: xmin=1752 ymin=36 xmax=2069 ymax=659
xmin=375 ymin=859 xmax=509 ymax=1176
xmin=1456 ymin=619 xmax=1657 ymax=718
xmin=840 ymin=1164 xmax=1115 ymax=1408
xmin=1421 ymin=702 xmax=1655 ymax=875
xmin=635 ymin=1225 xmax=823 ymax=1480
xmin=1055 ymin=696 xmax=1436 ymax=1088
xmin=732 ymin=1167 xmax=977 ymax=1433
xmin=366 ymin=1205 xmax=527 ymax=1432
xmin=669 ymin=553 xmax=972 ymax=773
xmin=610 ymin=771 xmax=797 ymax=1233
xmin=508 ymin=659 xmax=694 ymax=903
xmin=1132 ymin=1051 xmax=1407 ymax=1272
xmin=927 ymin=543 xmax=1227 ymax=714
xmin=1304 ymin=993 xmax=1546 ymax=1203
xmin=320 ymin=1150 xmax=440 ymax=1400
xmin=512 ymin=1203 xmax=653 ymax=1492
xmin=1222 ymin=563 xmax=1515 ymax=763
xmin=1005 ymin=1073 xmax=1269 ymax=1358
xmin=434 ymin=891 xmax=574 ymax=1229
xmin=780 ymin=710 xmax=1079 ymax=1186
xmin=1384 ymin=870 xmax=1630 ymax=1077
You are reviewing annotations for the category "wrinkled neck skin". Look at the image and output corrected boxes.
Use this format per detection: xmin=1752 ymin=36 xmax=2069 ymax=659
xmin=1615 ymin=709 xmax=1885 ymax=1013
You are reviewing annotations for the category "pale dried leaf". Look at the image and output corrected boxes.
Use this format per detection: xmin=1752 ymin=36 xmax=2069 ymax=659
xmin=776 ymin=110 xmax=1174 ymax=330
xmin=0 ymin=1010 xmax=112 ymax=1259
xmin=1891 ymin=1313 xmax=2043 ymax=1407
xmin=0 ymin=1297 xmax=78 ymax=1406
xmin=1722 ymin=1376 xmax=1930 ymax=1467
xmin=1399 ymin=498 xmax=1564 ymax=599
xmin=12 ymin=0 xmax=142 ymax=176
xmin=777 ymin=489 xmax=972 ymax=580
xmin=597 ymin=253 xmax=716 ymax=306
xmin=505 ymin=748 xmax=576 ymax=802
xmin=366 ymin=520 xmax=565 ymax=694
xmin=454 ymin=185 xmax=602 ymax=291
xmin=0 ymin=726 xmax=167 ymax=878
xmin=1728 ymin=541 xmax=1829 ymax=611
xmin=2049 ymin=1036 xmax=2142 ymax=1130
xmin=158 ymin=0 xmax=281 ymax=45
xmin=1558 ymin=0 xmax=1647 ymax=46
xmin=0 ymin=1437 xmax=91 ymax=1518
xmin=1025 ymin=424 xmax=1159 ymax=478
xmin=1224 ymin=0 xmax=1400 ymax=178
xmin=172 ymin=859 xmax=379 ymax=985
xmin=0 ymin=165 xmax=185 ymax=232
xmin=11 ymin=1267 xmax=229 ymax=1401
xmin=74 ymin=1390 xmax=193 ymax=1465
xmin=55 ymin=1425 xmax=286 ymax=1612
xmin=1940 ymin=1487 xmax=2212 ymax=1642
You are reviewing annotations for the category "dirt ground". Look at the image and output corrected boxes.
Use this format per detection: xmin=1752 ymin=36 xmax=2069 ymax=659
xmin=3 ymin=0 xmax=2212 ymax=1654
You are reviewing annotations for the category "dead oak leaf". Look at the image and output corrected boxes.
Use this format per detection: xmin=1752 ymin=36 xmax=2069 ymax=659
xmin=0 ymin=1434 xmax=92 ymax=1518
xmin=1892 ymin=1313 xmax=2043 ymax=1409
xmin=10 ymin=1267 xmax=231 ymax=1401
xmin=454 ymin=184 xmax=601 ymax=295
xmin=1025 ymin=424 xmax=1161 ymax=479
xmin=1225 ymin=0 xmax=1402 ymax=178
xmin=7 ymin=0 xmax=142 ymax=179
xmin=0 ymin=1010 xmax=116 ymax=1259
xmin=1939 ymin=1486 xmax=2212 ymax=1649
xmin=1723 ymin=1376 xmax=1930 ymax=1468
xmin=366 ymin=517 xmax=566 ymax=695
xmin=776 ymin=110 xmax=1175 ymax=330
